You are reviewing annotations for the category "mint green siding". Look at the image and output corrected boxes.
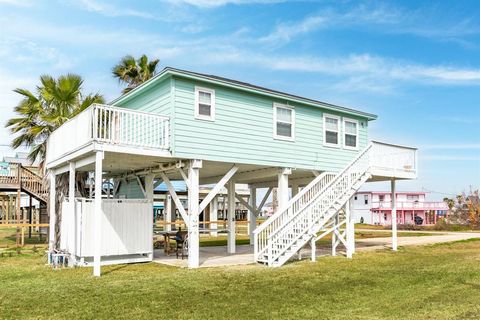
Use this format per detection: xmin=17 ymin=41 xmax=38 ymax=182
xmin=171 ymin=77 xmax=369 ymax=172
xmin=113 ymin=74 xmax=371 ymax=173
xmin=116 ymin=179 xmax=145 ymax=199
xmin=115 ymin=77 xmax=171 ymax=116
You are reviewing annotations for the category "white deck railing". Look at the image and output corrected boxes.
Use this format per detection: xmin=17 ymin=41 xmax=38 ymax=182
xmin=370 ymin=141 xmax=417 ymax=179
xmin=46 ymin=104 xmax=169 ymax=164
xmin=371 ymin=201 xmax=447 ymax=210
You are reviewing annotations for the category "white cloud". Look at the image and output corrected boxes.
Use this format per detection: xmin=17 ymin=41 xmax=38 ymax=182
xmin=0 ymin=0 xmax=33 ymax=6
xmin=422 ymin=144 xmax=480 ymax=150
xmin=74 ymin=0 xmax=156 ymax=19
xmin=258 ymin=4 xmax=480 ymax=47
xmin=423 ymin=155 xmax=480 ymax=161
xmin=0 ymin=68 xmax=37 ymax=147
xmin=259 ymin=15 xmax=327 ymax=45
xmin=0 ymin=37 xmax=75 ymax=70
xmin=431 ymin=116 xmax=480 ymax=125
xmin=166 ymin=0 xmax=285 ymax=8
xmin=202 ymin=49 xmax=480 ymax=86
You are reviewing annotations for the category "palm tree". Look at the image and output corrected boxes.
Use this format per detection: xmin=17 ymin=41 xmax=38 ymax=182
xmin=7 ymin=74 xmax=104 ymax=165
xmin=112 ymin=54 xmax=160 ymax=93
xmin=6 ymin=74 xmax=104 ymax=248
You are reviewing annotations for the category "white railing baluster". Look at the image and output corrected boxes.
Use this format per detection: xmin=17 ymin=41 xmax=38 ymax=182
xmin=85 ymin=104 xmax=169 ymax=150
xmin=254 ymin=143 xmax=375 ymax=265
xmin=46 ymin=103 xmax=171 ymax=164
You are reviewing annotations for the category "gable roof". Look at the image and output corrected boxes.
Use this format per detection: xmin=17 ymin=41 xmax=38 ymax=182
xmin=110 ymin=67 xmax=377 ymax=120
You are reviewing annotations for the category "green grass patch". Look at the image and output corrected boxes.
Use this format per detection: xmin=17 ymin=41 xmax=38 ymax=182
xmin=0 ymin=227 xmax=47 ymax=248
xmin=1 ymin=240 xmax=480 ymax=319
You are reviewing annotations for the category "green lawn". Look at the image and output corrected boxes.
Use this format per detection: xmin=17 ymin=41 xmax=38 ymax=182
xmin=1 ymin=226 xmax=434 ymax=251
xmin=1 ymin=239 xmax=480 ymax=319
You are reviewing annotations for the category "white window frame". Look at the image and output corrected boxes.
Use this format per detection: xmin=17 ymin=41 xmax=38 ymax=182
xmin=343 ymin=117 xmax=359 ymax=150
xmin=273 ymin=103 xmax=295 ymax=141
xmin=323 ymin=114 xmax=341 ymax=148
xmin=194 ymin=86 xmax=215 ymax=121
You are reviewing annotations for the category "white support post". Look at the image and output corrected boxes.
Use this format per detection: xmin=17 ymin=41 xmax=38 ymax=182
xmin=227 ymin=179 xmax=236 ymax=254
xmin=348 ymin=198 xmax=355 ymax=254
xmin=93 ymin=151 xmax=103 ymax=277
xmin=68 ymin=162 xmax=75 ymax=265
xmin=248 ymin=187 xmax=256 ymax=245
xmin=188 ymin=159 xmax=201 ymax=268
xmin=391 ymin=179 xmax=398 ymax=251
xmin=165 ymin=194 xmax=172 ymax=232
xmin=199 ymin=165 xmax=238 ymax=213
xmin=346 ymin=201 xmax=353 ymax=259
xmin=145 ymin=174 xmax=154 ymax=202
xmin=277 ymin=168 xmax=291 ymax=209
xmin=332 ymin=212 xmax=339 ymax=256
xmin=310 ymin=237 xmax=316 ymax=262
xmin=48 ymin=170 xmax=56 ymax=256
xmin=210 ymin=196 xmax=218 ymax=237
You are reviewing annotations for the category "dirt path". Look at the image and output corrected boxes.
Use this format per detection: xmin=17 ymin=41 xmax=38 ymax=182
xmin=356 ymin=231 xmax=480 ymax=251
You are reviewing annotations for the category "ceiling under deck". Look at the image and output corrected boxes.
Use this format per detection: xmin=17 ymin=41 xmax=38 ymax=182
xmin=77 ymin=151 xmax=318 ymax=186
xmin=75 ymin=151 xmax=415 ymax=187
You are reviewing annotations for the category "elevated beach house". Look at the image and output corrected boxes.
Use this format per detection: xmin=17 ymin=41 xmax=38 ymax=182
xmin=45 ymin=67 xmax=417 ymax=276
xmin=353 ymin=191 xmax=447 ymax=225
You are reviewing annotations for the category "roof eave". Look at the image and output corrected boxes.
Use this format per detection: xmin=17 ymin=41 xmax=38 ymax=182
xmin=110 ymin=67 xmax=378 ymax=120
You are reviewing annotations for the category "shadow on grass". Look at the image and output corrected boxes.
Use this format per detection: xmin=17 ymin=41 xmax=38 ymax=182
xmin=101 ymin=264 xmax=129 ymax=275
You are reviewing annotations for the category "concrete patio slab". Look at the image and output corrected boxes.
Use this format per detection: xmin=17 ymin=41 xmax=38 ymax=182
xmin=152 ymin=231 xmax=480 ymax=268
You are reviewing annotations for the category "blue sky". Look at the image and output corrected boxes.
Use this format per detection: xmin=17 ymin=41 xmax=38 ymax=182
xmin=0 ymin=0 xmax=479 ymax=199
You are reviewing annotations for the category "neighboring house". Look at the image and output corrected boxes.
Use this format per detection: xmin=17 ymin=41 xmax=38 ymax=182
xmin=353 ymin=191 xmax=448 ymax=225
xmin=0 ymin=152 xmax=47 ymax=242
xmin=45 ymin=67 xmax=417 ymax=274
xmin=3 ymin=152 xmax=41 ymax=174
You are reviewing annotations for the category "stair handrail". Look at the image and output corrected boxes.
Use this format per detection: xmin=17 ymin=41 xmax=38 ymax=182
xmin=254 ymin=171 xmax=333 ymax=236
xmin=267 ymin=143 xmax=373 ymax=241
xmin=268 ymin=165 xmax=371 ymax=265
xmin=265 ymin=145 xmax=372 ymax=264
xmin=254 ymin=142 xmax=373 ymax=262
xmin=19 ymin=165 xmax=48 ymax=200
xmin=253 ymin=171 xmax=335 ymax=260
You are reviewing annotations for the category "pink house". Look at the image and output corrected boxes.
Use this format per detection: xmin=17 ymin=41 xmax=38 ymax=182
xmin=353 ymin=191 xmax=448 ymax=226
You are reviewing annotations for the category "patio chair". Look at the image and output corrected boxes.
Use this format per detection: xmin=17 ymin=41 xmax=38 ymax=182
xmin=175 ymin=232 xmax=188 ymax=259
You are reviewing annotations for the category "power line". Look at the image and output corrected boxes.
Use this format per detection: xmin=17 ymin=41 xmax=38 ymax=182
xmin=421 ymin=187 xmax=458 ymax=197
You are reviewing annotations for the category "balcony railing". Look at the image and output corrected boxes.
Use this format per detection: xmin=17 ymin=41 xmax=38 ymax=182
xmin=371 ymin=201 xmax=448 ymax=210
xmin=46 ymin=104 xmax=170 ymax=164
xmin=369 ymin=141 xmax=417 ymax=179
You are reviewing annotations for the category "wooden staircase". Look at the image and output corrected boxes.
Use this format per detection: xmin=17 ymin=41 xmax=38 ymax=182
xmin=0 ymin=163 xmax=48 ymax=203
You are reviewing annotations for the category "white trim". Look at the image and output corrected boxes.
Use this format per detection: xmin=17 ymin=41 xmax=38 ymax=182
xmin=199 ymin=165 xmax=238 ymax=213
xmin=343 ymin=117 xmax=359 ymax=150
xmin=194 ymin=86 xmax=215 ymax=121
xmin=323 ymin=113 xmax=340 ymax=148
xmin=273 ymin=103 xmax=295 ymax=141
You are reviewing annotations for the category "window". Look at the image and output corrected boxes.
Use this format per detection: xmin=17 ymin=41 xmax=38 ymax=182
xmin=407 ymin=194 xmax=419 ymax=201
xmin=273 ymin=103 xmax=295 ymax=141
xmin=364 ymin=195 xmax=369 ymax=205
xmin=379 ymin=195 xmax=385 ymax=202
xmin=354 ymin=196 xmax=358 ymax=200
xmin=323 ymin=114 xmax=340 ymax=147
xmin=195 ymin=87 xmax=215 ymax=121
xmin=343 ymin=118 xmax=359 ymax=150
